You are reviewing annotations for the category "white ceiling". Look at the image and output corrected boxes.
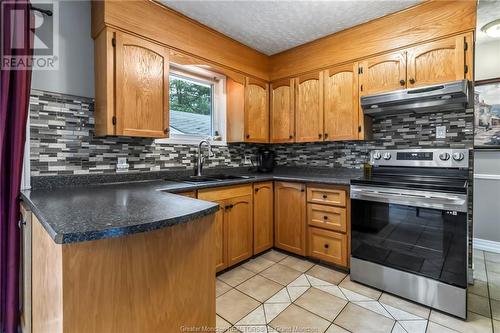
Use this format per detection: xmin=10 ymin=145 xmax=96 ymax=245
xmin=477 ymin=0 xmax=500 ymax=45
xmin=161 ymin=0 xmax=422 ymax=55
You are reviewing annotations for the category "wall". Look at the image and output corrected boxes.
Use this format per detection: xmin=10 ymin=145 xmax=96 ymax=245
xmin=31 ymin=0 xmax=94 ymax=98
xmin=473 ymin=33 xmax=500 ymax=246
xmin=475 ymin=40 xmax=500 ymax=81
xmin=474 ymin=151 xmax=500 ymax=243
xmin=30 ymin=89 xmax=473 ymax=176
xmin=29 ymin=90 xmax=259 ymax=176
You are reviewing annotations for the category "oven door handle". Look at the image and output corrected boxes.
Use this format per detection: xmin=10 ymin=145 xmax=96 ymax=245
xmin=350 ymin=186 xmax=467 ymax=212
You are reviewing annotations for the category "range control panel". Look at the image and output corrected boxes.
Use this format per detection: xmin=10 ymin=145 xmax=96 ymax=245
xmin=396 ymin=152 xmax=434 ymax=161
xmin=370 ymin=149 xmax=469 ymax=168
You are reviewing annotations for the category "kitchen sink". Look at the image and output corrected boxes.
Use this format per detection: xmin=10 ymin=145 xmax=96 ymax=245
xmin=208 ymin=174 xmax=254 ymax=180
xmin=171 ymin=174 xmax=254 ymax=184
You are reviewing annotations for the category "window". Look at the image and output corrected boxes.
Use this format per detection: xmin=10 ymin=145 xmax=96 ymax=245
xmin=156 ymin=65 xmax=226 ymax=145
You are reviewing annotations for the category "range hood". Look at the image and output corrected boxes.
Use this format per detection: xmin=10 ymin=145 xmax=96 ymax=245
xmin=360 ymin=80 xmax=471 ymax=117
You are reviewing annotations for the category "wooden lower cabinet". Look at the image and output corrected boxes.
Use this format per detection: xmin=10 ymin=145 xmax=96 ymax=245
xmin=253 ymin=182 xmax=274 ymax=254
xmin=177 ymin=191 xmax=197 ymax=198
xmin=274 ymin=182 xmax=306 ymax=255
xmin=198 ymin=185 xmax=253 ymax=272
xmin=200 ymin=182 xmax=350 ymax=271
xmin=307 ymin=204 xmax=346 ymax=233
xmin=213 ymin=200 xmax=227 ymax=272
xmin=308 ymin=227 xmax=348 ymax=267
xmin=306 ymin=184 xmax=350 ymax=268
xmin=226 ymin=194 xmax=253 ymax=266
xmin=31 ymin=213 xmax=216 ymax=333
xmin=307 ymin=185 xmax=347 ymax=207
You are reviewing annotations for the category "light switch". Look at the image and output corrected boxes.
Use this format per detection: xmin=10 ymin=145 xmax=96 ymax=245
xmin=436 ymin=126 xmax=446 ymax=139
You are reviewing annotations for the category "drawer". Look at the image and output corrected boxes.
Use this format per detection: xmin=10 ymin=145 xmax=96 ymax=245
xmin=307 ymin=186 xmax=346 ymax=207
xmin=177 ymin=191 xmax=197 ymax=198
xmin=307 ymin=204 xmax=346 ymax=233
xmin=308 ymin=227 xmax=347 ymax=267
xmin=198 ymin=184 xmax=252 ymax=201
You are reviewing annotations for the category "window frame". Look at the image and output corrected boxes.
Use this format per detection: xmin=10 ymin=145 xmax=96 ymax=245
xmin=156 ymin=64 xmax=227 ymax=146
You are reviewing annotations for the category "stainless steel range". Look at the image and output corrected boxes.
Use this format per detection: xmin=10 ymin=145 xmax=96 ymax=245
xmin=350 ymin=148 xmax=469 ymax=319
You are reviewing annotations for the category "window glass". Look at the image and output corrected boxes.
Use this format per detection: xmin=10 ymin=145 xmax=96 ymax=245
xmin=169 ymin=74 xmax=213 ymax=136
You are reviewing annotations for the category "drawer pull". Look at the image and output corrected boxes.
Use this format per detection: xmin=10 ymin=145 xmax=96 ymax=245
xmin=323 ymin=216 xmax=328 ymax=220
xmin=324 ymin=244 xmax=329 ymax=249
xmin=322 ymin=194 xmax=328 ymax=199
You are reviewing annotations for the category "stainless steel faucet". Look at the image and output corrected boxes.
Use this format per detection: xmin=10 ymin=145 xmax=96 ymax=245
xmin=195 ymin=139 xmax=214 ymax=176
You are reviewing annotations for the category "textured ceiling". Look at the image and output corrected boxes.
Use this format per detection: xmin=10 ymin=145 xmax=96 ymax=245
xmin=477 ymin=0 xmax=500 ymax=45
xmin=161 ymin=0 xmax=422 ymax=55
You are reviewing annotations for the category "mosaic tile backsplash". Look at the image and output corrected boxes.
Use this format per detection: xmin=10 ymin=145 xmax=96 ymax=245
xmin=29 ymin=89 xmax=473 ymax=176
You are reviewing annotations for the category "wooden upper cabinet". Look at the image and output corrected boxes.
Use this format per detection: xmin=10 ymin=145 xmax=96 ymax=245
xmin=253 ymin=182 xmax=274 ymax=254
xmin=245 ymin=78 xmax=269 ymax=143
xmin=115 ymin=31 xmax=169 ymax=138
xmin=270 ymin=79 xmax=295 ymax=143
xmin=274 ymin=182 xmax=306 ymax=256
xmin=323 ymin=63 xmax=360 ymax=141
xmin=226 ymin=78 xmax=245 ymax=143
xmin=359 ymin=51 xmax=407 ymax=96
xmin=295 ymin=72 xmax=324 ymax=142
xmin=407 ymin=34 xmax=470 ymax=88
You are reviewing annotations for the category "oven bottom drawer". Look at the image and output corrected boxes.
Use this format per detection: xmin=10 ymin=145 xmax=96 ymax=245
xmin=308 ymin=227 xmax=347 ymax=267
xmin=351 ymin=257 xmax=466 ymax=319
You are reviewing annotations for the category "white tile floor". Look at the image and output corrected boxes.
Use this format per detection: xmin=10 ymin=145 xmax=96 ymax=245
xmin=215 ymin=249 xmax=499 ymax=333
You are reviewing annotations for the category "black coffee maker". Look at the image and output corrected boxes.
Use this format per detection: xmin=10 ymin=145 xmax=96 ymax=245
xmin=256 ymin=148 xmax=275 ymax=173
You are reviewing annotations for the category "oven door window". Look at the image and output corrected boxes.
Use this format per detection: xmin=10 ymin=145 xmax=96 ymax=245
xmin=351 ymin=199 xmax=467 ymax=288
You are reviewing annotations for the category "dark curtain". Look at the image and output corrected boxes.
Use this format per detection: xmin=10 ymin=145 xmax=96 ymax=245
xmin=0 ymin=1 xmax=33 ymax=332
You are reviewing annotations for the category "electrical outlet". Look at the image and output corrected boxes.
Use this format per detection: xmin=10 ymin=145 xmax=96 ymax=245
xmin=436 ymin=126 xmax=446 ymax=139
xmin=244 ymin=155 xmax=252 ymax=165
xmin=116 ymin=157 xmax=129 ymax=172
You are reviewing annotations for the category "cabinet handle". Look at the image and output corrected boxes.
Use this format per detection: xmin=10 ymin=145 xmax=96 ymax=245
xmin=246 ymin=134 xmax=250 ymax=139
xmin=322 ymin=194 xmax=328 ymax=199
xmin=323 ymin=216 xmax=328 ymax=220
xmin=255 ymin=188 xmax=259 ymax=193
xmin=289 ymin=135 xmax=293 ymax=139
xmin=164 ymin=128 xmax=169 ymax=134
xmin=324 ymin=133 xmax=328 ymax=139
xmin=409 ymin=78 xmax=415 ymax=84
xmin=399 ymin=79 xmax=406 ymax=86
xmin=300 ymin=189 xmax=305 ymax=192
xmin=318 ymin=133 xmax=322 ymax=139
xmin=324 ymin=244 xmax=329 ymax=249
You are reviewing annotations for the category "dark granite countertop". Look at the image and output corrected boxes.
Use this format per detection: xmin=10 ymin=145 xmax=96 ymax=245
xmin=22 ymin=167 xmax=362 ymax=244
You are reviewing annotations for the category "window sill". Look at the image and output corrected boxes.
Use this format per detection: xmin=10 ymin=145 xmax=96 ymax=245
xmin=155 ymin=136 xmax=227 ymax=146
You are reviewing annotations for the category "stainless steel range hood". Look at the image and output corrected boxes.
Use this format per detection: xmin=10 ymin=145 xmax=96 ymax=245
xmin=360 ymin=80 xmax=471 ymax=117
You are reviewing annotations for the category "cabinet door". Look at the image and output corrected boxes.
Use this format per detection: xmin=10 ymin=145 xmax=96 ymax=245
xmin=213 ymin=200 xmax=227 ymax=272
xmin=324 ymin=63 xmax=359 ymax=141
xmin=407 ymin=35 xmax=468 ymax=88
xmin=226 ymin=78 xmax=245 ymax=143
xmin=270 ymin=79 xmax=295 ymax=143
xmin=253 ymin=182 xmax=274 ymax=254
xmin=308 ymin=227 xmax=348 ymax=267
xmin=359 ymin=51 xmax=406 ymax=96
xmin=115 ymin=31 xmax=169 ymax=138
xmin=274 ymin=182 xmax=306 ymax=255
xmin=295 ymin=72 xmax=324 ymax=142
xmin=226 ymin=194 xmax=253 ymax=266
xmin=245 ymin=78 xmax=269 ymax=143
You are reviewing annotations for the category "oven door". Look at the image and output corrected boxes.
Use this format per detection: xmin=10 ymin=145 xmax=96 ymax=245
xmin=350 ymin=185 xmax=468 ymax=288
